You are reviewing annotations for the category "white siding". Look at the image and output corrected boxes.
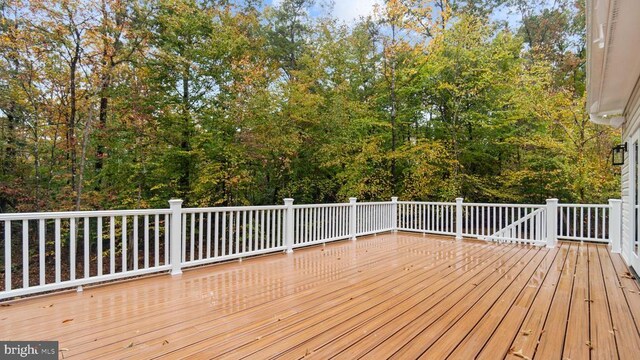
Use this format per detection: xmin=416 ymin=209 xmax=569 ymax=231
xmin=622 ymin=147 xmax=631 ymax=260
xmin=622 ymin=77 xmax=640 ymax=141
xmin=620 ymin=78 xmax=640 ymax=262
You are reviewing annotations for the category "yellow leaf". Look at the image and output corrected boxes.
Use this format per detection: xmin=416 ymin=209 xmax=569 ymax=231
xmin=510 ymin=348 xmax=531 ymax=360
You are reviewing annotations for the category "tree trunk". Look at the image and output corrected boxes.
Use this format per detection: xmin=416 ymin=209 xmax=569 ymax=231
xmin=75 ymin=106 xmax=94 ymax=210
xmin=67 ymin=41 xmax=80 ymax=192
xmin=2 ymin=104 xmax=17 ymax=176
xmin=389 ymin=23 xmax=398 ymax=194
xmin=180 ymin=62 xmax=191 ymax=201
xmin=95 ymin=75 xmax=109 ymax=175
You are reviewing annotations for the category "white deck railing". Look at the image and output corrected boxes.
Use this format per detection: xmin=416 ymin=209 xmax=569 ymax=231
xmin=0 ymin=197 xmax=622 ymax=299
xmin=557 ymin=204 xmax=610 ymax=242
xmin=180 ymin=205 xmax=287 ymax=268
xmin=356 ymin=201 xmax=396 ymax=236
xmin=294 ymin=203 xmax=352 ymax=247
xmin=460 ymin=203 xmax=545 ymax=240
xmin=0 ymin=209 xmax=172 ymax=299
xmin=397 ymin=201 xmax=457 ymax=236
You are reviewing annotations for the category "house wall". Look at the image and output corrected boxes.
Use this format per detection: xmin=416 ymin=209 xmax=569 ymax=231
xmin=620 ymin=77 xmax=640 ymax=264
xmin=621 ymin=147 xmax=630 ymax=263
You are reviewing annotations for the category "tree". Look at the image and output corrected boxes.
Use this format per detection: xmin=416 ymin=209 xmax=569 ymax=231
xmin=0 ymin=0 xmax=619 ymax=212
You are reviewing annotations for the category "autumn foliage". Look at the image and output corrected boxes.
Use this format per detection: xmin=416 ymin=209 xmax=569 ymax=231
xmin=0 ymin=0 xmax=619 ymax=212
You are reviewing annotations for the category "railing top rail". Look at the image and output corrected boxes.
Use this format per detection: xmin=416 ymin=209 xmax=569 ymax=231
xmin=0 ymin=208 xmax=171 ymax=221
xmin=355 ymin=202 xmax=393 ymax=206
xmin=558 ymin=203 xmax=610 ymax=208
xmin=462 ymin=203 xmax=545 ymax=208
xmin=182 ymin=205 xmax=286 ymax=213
xmin=398 ymin=201 xmax=456 ymax=205
xmin=293 ymin=203 xmax=352 ymax=209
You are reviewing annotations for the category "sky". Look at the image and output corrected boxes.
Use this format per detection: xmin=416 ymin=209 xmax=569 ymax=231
xmin=267 ymin=0 xmax=523 ymax=29
xmin=269 ymin=0 xmax=382 ymax=23
xmin=327 ymin=0 xmax=382 ymax=21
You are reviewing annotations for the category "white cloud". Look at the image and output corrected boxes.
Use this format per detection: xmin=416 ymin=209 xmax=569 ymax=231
xmin=331 ymin=0 xmax=381 ymax=22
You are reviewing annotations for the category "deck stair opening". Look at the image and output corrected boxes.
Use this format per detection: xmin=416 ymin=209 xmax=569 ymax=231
xmin=477 ymin=207 xmax=546 ymax=245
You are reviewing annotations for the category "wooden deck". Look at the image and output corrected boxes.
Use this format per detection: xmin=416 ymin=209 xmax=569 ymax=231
xmin=2 ymin=232 xmax=640 ymax=359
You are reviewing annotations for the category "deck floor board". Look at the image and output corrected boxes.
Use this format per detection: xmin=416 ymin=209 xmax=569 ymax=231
xmin=1 ymin=232 xmax=639 ymax=359
xmin=562 ymin=242 xmax=590 ymax=360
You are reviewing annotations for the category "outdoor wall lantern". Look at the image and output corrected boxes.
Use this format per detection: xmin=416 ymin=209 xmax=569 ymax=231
xmin=612 ymin=143 xmax=627 ymax=166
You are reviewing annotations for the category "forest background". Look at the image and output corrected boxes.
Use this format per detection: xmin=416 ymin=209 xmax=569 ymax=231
xmin=0 ymin=0 xmax=620 ymax=212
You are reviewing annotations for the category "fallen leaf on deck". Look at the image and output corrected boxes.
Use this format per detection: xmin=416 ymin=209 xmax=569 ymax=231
xmin=41 ymin=304 xmax=54 ymax=308
xmin=510 ymin=349 xmax=531 ymax=360
xmin=62 ymin=319 xmax=73 ymax=323
xmin=584 ymin=299 xmax=594 ymax=303
xmin=586 ymin=341 xmax=593 ymax=350
xmin=162 ymin=340 xmax=169 ymax=345
xmin=622 ymin=272 xmax=635 ymax=279
xmin=522 ymin=329 xmax=532 ymax=336
xmin=125 ymin=341 xmax=134 ymax=348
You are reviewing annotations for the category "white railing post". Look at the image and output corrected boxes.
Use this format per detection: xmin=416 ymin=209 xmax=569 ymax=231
xmin=455 ymin=198 xmax=463 ymax=240
xmin=169 ymin=199 xmax=183 ymax=275
xmin=391 ymin=197 xmax=398 ymax=232
xmin=349 ymin=197 xmax=357 ymax=240
xmin=609 ymin=199 xmax=622 ymax=253
xmin=545 ymin=198 xmax=558 ymax=248
xmin=284 ymin=198 xmax=295 ymax=253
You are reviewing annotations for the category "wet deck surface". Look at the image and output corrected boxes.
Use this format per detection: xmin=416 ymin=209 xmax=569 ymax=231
xmin=2 ymin=232 xmax=640 ymax=359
